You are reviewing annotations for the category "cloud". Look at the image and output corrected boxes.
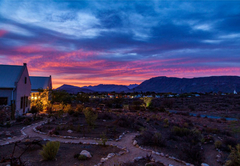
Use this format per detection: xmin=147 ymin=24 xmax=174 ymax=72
xmin=0 ymin=0 xmax=240 ymax=88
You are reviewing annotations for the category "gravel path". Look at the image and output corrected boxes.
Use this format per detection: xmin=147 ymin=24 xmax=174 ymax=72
xmin=0 ymin=121 xmax=187 ymax=166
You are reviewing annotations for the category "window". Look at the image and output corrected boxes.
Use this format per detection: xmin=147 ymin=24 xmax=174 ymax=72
xmin=21 ymin=97 xmax=23 ymax=109
xmin=25 ymin=96 xmax=28 ymax=107
xmin=25 ymin=77 xmax=27 ymax=84
xmin=0 ymin=97 xmax=8 ymax=105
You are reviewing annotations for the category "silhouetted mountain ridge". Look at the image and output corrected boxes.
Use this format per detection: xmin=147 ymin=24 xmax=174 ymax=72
xmin=56 ymin=84 xmax=94 ymax=94
xmin=134 ymin=76 xmax=240 ymax=93
xmin=83 ymin=84 xmax=130 ymax=92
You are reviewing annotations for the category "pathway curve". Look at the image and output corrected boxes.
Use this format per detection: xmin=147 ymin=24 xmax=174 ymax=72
xmin=1 ymin=121 xmax=187 ymax=166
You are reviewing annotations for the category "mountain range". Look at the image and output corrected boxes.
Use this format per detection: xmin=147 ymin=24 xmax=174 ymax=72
xmin=134 ymin=76 xmax=240 ymax=93
xmin=56 ymin=76 xmax=240 ymax=93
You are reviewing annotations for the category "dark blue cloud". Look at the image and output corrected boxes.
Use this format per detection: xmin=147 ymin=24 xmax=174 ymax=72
xmin=1 ymin=0 xmax=240 ymax=87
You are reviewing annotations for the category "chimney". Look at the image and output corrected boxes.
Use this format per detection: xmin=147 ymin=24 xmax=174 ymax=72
xmin=23 ymin=63 xmax=27 ymax=66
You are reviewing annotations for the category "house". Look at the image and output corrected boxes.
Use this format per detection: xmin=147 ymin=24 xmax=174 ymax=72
xmin=30 ymin=76 xmax=52 ymax=107
xmin=0 ymin=63 xmax=31 ymax=116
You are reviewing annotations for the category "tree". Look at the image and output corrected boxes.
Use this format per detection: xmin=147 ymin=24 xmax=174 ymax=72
xmin=83 ymin=107 xmax=98 ymax=127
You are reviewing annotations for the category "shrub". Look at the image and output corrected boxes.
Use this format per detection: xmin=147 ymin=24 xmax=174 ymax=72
xmin=83 ymin=107 xmax=98 ymax=127
xmin=100 ymin=132 xmax=108 ymax=146
xmin=215 ymin=140 xmax=222 ymax=149
xmin=67 ymin=109 xmax=75 ymax=115
xmin=225 ymin=144 xmax=240 ymax=166
xmin=223 ymin=137 xmax=238 ymax=151
xmin=6 ymin=121 xmax=11 ymax=127
xmin=180 ymin=143 xmax=203 ymax=165
xmin=40 ymin=141 xmax=60 ymax=160
xmin=23 ymin=117 xmax=31 ymax=125
xmin=30 ymin=106 xmax=40 ymax=114
xmin=78 ymin=154 xmax=88 ymax=160
xmin=152 ymin=132 xmax=166 ymax=147
xmin=171 ymin=126 xmax=191 ymax=137
xmin=76 ymin=105 xmax=84 ymax=112
xmin=139 ymin=130 xmax=165 ymax=147
xmin=163 ymin=118 xmax=169 ymax=128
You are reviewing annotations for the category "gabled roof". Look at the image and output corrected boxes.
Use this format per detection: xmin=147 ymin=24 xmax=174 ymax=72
xmin=0 ymin=64 xmax=26 ymax=88
xmin=30 ymin=76 xmax=51 ymax=91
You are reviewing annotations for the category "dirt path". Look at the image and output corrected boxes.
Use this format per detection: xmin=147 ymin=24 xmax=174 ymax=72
xmin=0 ymin=121 xmax=187 ymax=166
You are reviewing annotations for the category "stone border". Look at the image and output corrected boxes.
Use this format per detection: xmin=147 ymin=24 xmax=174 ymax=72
xmin=132 ymin=139 xmax=195 ymax=166
xmin=33 ymin=121 xmax=129 ymax=141
xmin=37 ymin=137 xmax=129 ymax=166
xmin=0 ymin=122 xmax=40 ymax=146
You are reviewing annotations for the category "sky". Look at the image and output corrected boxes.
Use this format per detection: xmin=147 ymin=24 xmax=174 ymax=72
xmin=0 ymin=0 xmax=240 ymax=88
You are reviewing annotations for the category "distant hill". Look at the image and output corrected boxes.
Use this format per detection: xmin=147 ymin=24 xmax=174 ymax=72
xmin=127 ymin=84 xmax=139 ymax=89
xmin=134 ymin=76 xmax=240 ymax=93
xmin=83 ymin=84 xmax=130 ymax=92
xmin=56 ymin=84 xmax=94 ymax=94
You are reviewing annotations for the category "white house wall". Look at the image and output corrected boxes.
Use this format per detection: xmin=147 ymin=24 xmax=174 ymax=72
xmin=16 ymin=67 xmax=31 ymax=115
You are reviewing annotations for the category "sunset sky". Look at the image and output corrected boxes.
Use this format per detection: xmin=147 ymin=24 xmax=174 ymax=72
xmin=0 ymin=0 xmax=240 ymax=88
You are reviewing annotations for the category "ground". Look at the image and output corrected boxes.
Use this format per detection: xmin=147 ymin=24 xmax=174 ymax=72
xmin=0 ymin=94 xmax=240 ymax=166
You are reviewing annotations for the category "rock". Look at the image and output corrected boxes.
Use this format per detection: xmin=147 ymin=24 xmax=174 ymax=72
xmin=216 ymin=154 xmax=221 ymax=158
xmin=134 ymin=156 xmax=142 ymax=161
xmin=201 ymin=163 xmax=209 ymax=166
xmin=107 ymin=153 xmax=115 ymax=158
xmin=133 ymin=140 xmax=137 ymax=146
xmin=67 ymin=130 xmax=73 ymax=133
xmin=118 ymin=151 xmax=125 ymax=155
xmin=80 ymin=150 xmax=92 ymax=158
xmin=100 ymin=158 xmax=107 ymax=162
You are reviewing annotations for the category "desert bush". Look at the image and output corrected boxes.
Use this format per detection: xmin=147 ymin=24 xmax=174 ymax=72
xmin=40 ymin=141 xmax=60 ymax=160
xmin=152 ymin=132 xmax=166 ymax=147
xmin=171 ymin=126 xmax=191 ymax=137
xmin=205 ymin=127 xmax=220 ymax=134
xmin=163 ymin=118 xmax=169 ymax=128
xmin=63 ymin=104 xmax=73 ymax=113
xmin=180 ymin=143 xmax=203 ymax=165
xmin=30 ymin=106 xmax=40 ymax=114
xmin=83 ymin=107 xmax=98 ymax=127
xmin=222 ymin=137 xmax=238 ymax=151
xmin=139 ymin=130 xmax=165 ymax=147
xmin=76 ymin=104 xmax=84 ymax=112
xmin=78 ymin=154 xmax=88 ymax=160
xmin=117 ymin=115 xmax=131 ymax=128
xmin=100 ymin=132 xmax=108 ymax=146
xmin=215 ymin=140 xmax=222 ymax=149
xmin=23 ymin=117 xmax=31 ymax=125
xmin=225 ymin=144 xmax=240 ymax=166
xmin=5 ymin=121 xmax=11 ymax=127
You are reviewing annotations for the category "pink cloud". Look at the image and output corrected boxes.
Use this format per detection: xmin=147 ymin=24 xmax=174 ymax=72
xmin=0 ymin=30 xmax=7 ymax=37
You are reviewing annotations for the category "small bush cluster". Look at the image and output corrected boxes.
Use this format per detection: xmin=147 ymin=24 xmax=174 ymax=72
xmin=225 ymin=144 xmax=240 ymax=166
xmin=180 ymin=143 xmax=203 ymax=165
xmin=83 ymin=107 xmax=98 ymax=127
xmin=139 ymin=130 xmax=166 ymax=147
xmin=215 ymin=140 xmax=222 ymax=149
xmin=40 ymin=141 xmax=60 ymax=160
xmin=171 ymin=126 xmax=191 ymax=137
xmin=163 ymin=118 xmax=169 ymax=128
xmin=74 ymin=154 xmax=88 ymax=160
